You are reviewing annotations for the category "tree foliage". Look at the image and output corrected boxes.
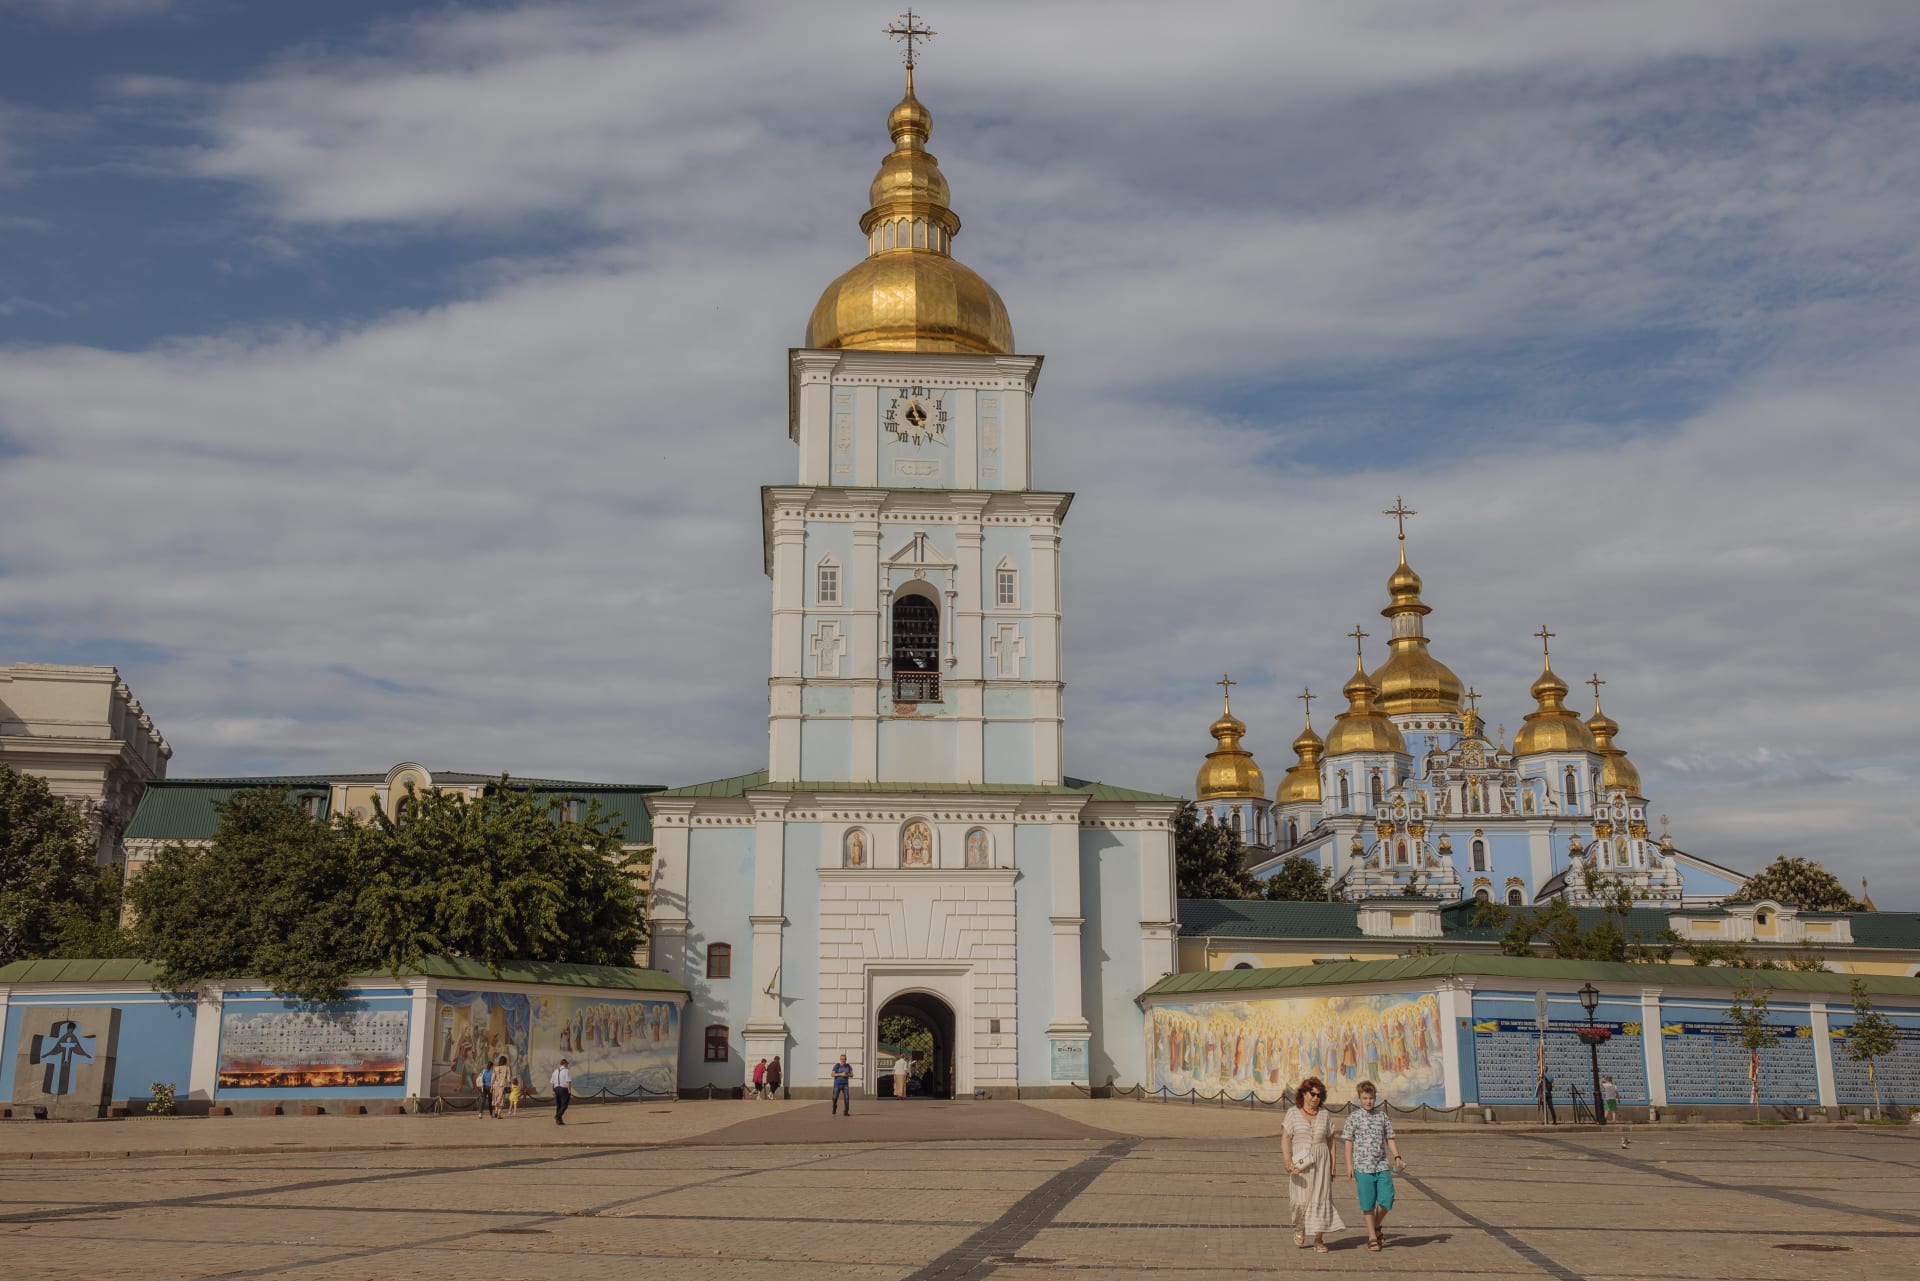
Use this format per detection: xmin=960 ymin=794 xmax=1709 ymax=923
xmin=1260 ymin=855 xmax=1331 ymax=902
xmin=1173 ymin=805 xmax=1259 ymax=899
xmin=1683 ymin=940 xmax=1830 ymax=971
xmin=1494 ymin=876 xmax=1674 ymax=962
xmin=130 ymin=780 xmax=645 ymax=1001
xmin=0 ymin=764 xmax=129 ymax=965
xmin=1726 ymin=977 xmax=1775 ymax=1120
xmin=1730 ymin=855 xmax=1863 ymax=912
xmin=1842 ymin=977 xmax=1899 ymax=1111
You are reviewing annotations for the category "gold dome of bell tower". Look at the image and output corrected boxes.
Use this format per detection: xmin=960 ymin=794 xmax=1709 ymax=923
xmin=804 ymin=48 xmax=1014 ymax=355
xmin=1368 ymin=498 xmax=1465 ymax=718
xmin=1195 ymin=675 xmax=1268 ymax=801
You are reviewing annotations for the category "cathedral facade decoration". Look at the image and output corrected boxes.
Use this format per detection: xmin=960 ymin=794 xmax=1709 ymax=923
xmin=1203 ymin=505 xmax=1744 ymax=909
xmin=645 ymin=62 xmax=1180 ymax=1099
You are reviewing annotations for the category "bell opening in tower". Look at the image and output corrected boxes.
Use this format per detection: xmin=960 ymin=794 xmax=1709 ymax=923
xmin=891 ymin=591 xmax=941 ymax=703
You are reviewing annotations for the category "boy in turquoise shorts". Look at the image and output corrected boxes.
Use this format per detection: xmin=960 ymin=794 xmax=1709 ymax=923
xmin=1342 ymin=1081 xmax=1405 ymax=1251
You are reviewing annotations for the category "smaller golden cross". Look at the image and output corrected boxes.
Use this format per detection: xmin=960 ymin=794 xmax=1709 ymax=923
xmin=1216 ymin=673 xmax=1236 ymax=706
xmin=1464 ymin=686 xmax=1480 ymax=715
xmin=1297 ymin=686 xmax=1315 ymax=720
xmin=1347 ymin=624 xmax=1370 ymax=656
xmin=885 ymin=8 xmax=936 ymax=69
xmin=1533 ymin=624 xmax=1556 ymax=658
xmin=1586 ymin=672 xmax=1606 ymax=704
xmin=1382 ymin=496 xmax=1416 ymax=542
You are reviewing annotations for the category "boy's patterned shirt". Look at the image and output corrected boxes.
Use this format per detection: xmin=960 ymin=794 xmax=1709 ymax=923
xmin=1342 ymin=1105 xmax=1395 ymax=1172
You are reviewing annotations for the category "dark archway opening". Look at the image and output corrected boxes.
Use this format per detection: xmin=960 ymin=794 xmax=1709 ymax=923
xmin=877 ymin=991 xmax=955 ymax=1099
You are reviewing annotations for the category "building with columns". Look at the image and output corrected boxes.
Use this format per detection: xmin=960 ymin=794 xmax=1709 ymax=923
xmin=0 ymin=663 xmax=170 ymax=865
xmin=644 ymin=69 xmax=1180 ymax=1098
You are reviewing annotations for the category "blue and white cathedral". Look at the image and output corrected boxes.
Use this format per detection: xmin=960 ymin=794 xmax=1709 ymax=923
xmin=1197 ymin=518 xmax=1747 ymax=909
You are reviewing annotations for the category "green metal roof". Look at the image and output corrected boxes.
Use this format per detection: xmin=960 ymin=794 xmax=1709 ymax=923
xmin=1180 ymin=898 xmax=1364 ymax=939
xmin=1141 ymin=954 xmax=1920 ymax=999
xmin=650 ymin=769 xmax=1178 ymax=803
xmin=125 ymin=775 xmax=665 ymax=844
xmin=1844 ymin=912 xmax=1920 ymax=950
xmin=0 ymin=956 xmax=686 ymax=994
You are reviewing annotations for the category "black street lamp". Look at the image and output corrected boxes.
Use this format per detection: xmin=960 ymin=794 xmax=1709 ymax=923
xmin=1578 ymin=981 xmax=1605 ymax=1126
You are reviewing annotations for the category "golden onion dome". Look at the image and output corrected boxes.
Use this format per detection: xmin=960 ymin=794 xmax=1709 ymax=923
xmin=1195 ymin=690 xmax=1266 ymax=801
xmin=805 ymin=70 xmax=1013 ymax=355
xmin=1275 ymin=716 xmax=1325 ymax=806
xmin=1586 ymin=698 xmax=1643 ymax=796
xmin=1370 ymin=549 xmax=1464 ymax=716
xmin=1513 ymin=661 xmax=1598 ymax=755
xmin=1324 ymin=657 xmax=1409 ymax=757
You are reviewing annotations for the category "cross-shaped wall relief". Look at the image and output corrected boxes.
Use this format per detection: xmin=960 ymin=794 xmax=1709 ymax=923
xmin=811 ymin=620 xmax=847 ymax=677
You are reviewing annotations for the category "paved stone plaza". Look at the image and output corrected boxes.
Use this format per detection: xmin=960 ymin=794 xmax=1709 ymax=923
xmin=1 ymin=1102 xmax=1914 ymax=1279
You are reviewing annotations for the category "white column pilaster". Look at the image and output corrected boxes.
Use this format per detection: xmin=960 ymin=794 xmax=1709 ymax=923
xmin=188 ymin=985 xmax=225 ymax=1101
xmin=404 ymin=980 xmax=433 ymax=1099
xmin=1435 ymin=981 xmax=1472 ymax=1108
xmin=646 ymin=802 xmax=694 ymax=977
xmin=1046 ymin=802 xmax=1089 ymax=1036
xmin=1640 ymin=987 xmax=1668 ymax=1108
xmin=1810 ymin=1000 xmax=1837 ymax=1108
xmin=743 ymin=794 xmax=791 ymax=1071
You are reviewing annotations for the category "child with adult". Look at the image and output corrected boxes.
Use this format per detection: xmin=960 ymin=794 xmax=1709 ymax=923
xmin=1342 ymin=1080 xmax=1406 ymax=1252
xmin=1280 ymin=1076 xmax=1345 ymax=1253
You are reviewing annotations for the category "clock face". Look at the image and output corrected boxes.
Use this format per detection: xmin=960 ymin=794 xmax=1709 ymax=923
xmin=884 ymin=386 xmax=948 ymax=446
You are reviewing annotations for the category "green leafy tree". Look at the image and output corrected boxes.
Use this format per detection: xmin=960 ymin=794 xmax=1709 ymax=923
xmin=877 ymin=1013 xmax=935 ymax=1066
xmin=1726 ymin=978 xmax=1775 ymax=1122
xmin=1260 ymin=855 xmax=1330 ymax=902
xmin=350 ymin=780 xmax=643 ymax=976
xmin=1173 ymin=805 xmax=1259 ymax=899
xmin=130 ymin=788 xmax=363 ymax=999
xmin=130 ymin=779 xmax=645 ymax=1002
xmin=1731 ymin=856 xmax=1862 ymax=911
xmin=1496 ymin=877 xmax=1668 ymax=962
xmin=1842 ymin=977 xmax=1899 ymax=1114
xmin=0 ymin=764 xmax=127 ymax=965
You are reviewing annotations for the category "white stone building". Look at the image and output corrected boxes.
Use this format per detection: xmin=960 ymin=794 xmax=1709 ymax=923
xmin=0 ymin=663 xmax=169 ymax=864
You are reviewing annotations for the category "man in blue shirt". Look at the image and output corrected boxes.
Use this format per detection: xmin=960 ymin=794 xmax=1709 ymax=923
xmin=831 ymin=1054 xmax=854 ymax=1115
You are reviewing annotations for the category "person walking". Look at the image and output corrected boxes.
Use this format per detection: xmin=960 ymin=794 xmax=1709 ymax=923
xmin=831 ymin=1055 xmax=854 ymax=1115
xmin=1537 ymin=1070 xmax=1558 ymax=1124
xmin=752 ymin=1058 xmax=768 ymax=1101
xmin=1281 ymin=1076 xmax=1345 ymax=1253
xmin=550 ymin=1058 xmax=572 ymax=1126
xmin=507 ymin=1076 xmax=522 ymax=1117
xmin=1601 ymin=1075 xmax=1619 ymax=1122
xmin=476 ymin=1061 xmax=493 ymax=1120
xmin=1342 ymin=1080 xmax=1405 ymax=1252
xmin=892 ymin=1052 xmax=910 ymax=1101
xmin=766 ymin=1055 xmax=783 ymax=1100
xmin=490 ymin=1056 xmax=510 ymax=1119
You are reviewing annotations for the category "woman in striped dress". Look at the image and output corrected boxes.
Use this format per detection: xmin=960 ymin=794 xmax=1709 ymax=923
xmin=1281 ymin=1075 xmax=1346 ymax=1252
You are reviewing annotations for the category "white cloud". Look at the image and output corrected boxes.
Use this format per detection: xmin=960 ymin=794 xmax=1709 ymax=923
xmin=4 ymin=2 xmax=1920 ymax=903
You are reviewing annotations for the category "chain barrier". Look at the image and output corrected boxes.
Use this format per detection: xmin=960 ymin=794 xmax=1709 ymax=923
xmin=1070 ymin=1080 xmax=1471 ymax=1117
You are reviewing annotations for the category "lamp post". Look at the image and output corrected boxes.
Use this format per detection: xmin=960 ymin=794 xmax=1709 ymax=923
xmin=1578 ymin=981 xmax=1605 ymax=1127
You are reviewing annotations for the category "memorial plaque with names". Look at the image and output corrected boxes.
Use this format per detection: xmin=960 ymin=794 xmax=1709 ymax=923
xmin=1660 ymin=1021 xmax=1818 ymax=1103
xmin=1831 ymin=1026 xmax=1920 ymax=1104
xmin=1471 ymin=1018 xmax=1647 ymax=1103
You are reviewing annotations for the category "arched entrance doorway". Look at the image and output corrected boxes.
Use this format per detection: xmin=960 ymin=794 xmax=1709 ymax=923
xmin=876 ymin=990 xmax=956 ymax=1099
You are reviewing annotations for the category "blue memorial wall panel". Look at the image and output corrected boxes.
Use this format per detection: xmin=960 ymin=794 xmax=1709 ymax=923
xmin=3 ymin=993 xmax=197 ymax=1103
xmin=1659 ymin=1010 xmax=1818 ymax=1104
xmin=1829 ymin=1017 xmax=1920 ymax=1105
xmin=1470 ymin=994 xmax=1648 ymax=1103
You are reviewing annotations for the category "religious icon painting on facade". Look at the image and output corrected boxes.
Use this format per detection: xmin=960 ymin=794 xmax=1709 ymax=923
xmin=965 ymin=828 xmax=990 ymax=868
xmin=902 ymin=820 xmax=933 ymax=867
xmin=845 ymin=828 xmax=868 ymax=868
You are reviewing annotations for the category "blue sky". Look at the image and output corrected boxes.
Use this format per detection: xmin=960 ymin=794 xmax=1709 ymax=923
xmin=3 ymin=0 xmax=1918 ymax=905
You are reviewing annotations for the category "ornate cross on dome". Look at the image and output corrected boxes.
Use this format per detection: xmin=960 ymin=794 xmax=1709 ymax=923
xmin=1347 ymin=624 xmax=1370 ymax=656
xmin=1533 ymin=624 xmax=1556 ymax=658
xmin=886 ymin=8 xmax=936 ymax=69
xmin=1464 ymin=686 xmax=1480 ymax=715
xmin=1382 ymin=496 xmax=1416 ymax=543
xmin=1216 ymin=673 xmax=1236 ymax=709
xmin=1297 ymin=686 xmax=1315 ymax=720
xmin=1587 ymin=672 xmax=1606 ymax=704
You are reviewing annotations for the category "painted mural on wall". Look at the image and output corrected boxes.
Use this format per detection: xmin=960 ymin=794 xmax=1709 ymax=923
xmin=1146 ymin=992 xmax=1446 ymax=1107
xmin=217 ymin=1006 xmax=408 ymax=1089
xmin=430 ymin=989 xmax=680 ymax=1098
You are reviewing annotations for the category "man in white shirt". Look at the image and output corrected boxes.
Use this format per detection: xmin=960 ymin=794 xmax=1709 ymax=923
xmin=893 ymin=1054 xmax=910 ymax=1101
xmin=550 ymin=1058 xmax=572 ymax=1126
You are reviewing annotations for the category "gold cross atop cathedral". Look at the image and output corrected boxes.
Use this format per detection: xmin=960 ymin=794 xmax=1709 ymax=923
xmin=1383 ymin=496 xmax=1416 ymax=542
xmin=886 ymin=8 xmax=936 ymax=69
xmin=1533 ymin=624 xmax=1556 ymax=658
xmin=1217 ymin=673 xmax=1236 ymax=708
xmin=1297 ymin=686 xmax=1315 ymax=720
xmin=1348 ymin=624 xmax=1370 ymax=656
xmin=1464 ymin=686 xmax=1480 ymax=715
xmin=1587 ymin=672 xmax=1606 ymax=702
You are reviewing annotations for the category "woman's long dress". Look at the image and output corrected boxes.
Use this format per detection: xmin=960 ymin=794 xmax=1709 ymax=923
xmin=1284 ymin=1106 xmax=1347 ymax=1237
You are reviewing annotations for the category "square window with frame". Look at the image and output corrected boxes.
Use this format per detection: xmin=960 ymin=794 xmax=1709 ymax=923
xmin=703 ymin=1025 xmax=729 ymax=1062
xmin=706 ymin=942 xmax=731 ymax=979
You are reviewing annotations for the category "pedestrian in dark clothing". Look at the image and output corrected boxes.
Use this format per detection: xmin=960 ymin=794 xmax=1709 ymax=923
xmin=766 ymin=1055 xmax=783 ymax=1099
xmin=1537 ymin=1071 xmax=1558 ymax=1125
xmin=831 ymin=1055 xmax=854 ymax=1115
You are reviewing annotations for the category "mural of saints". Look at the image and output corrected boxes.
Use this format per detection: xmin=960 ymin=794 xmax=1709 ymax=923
xmin=965 ymin=828 xmax=990 ymax=868
xmin=845 ymin=828 xmax=868 ymax=868
xmin=901 ymin=820 xmax=933 ymax=867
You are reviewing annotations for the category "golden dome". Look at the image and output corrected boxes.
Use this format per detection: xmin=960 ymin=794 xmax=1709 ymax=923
xmin=1370 ymin=549 xmax=1464 ymax=716
xmin=1275 ymin=715 xmax=1324 ymax=806
xmin=1195 ymin=687 xmax=1266 ymax=801
xmin=1586 ymin=698 xmax=1643 ymax=796
xmin=805 ymin=71 xmax=1013 ymax=355
xmin=1513 ymin=661 xmax=1598 ymax=755
xmin=1324 ymin=657 xmax=1409 ymax=756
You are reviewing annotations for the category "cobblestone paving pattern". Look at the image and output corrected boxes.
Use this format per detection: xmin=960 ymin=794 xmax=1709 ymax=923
xmin=1 ymin=1122 xmax=1913 ymax=1279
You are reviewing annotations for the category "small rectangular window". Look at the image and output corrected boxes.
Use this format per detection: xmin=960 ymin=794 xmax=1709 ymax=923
xmin=996 ymin=568 xmax=1016 ymax=608
xmin=706 ymin=942 xmax=732 ymax=979
xmin=818 ymin=565 xmax=839 ymax=605
xmin=704 ymin=1025 xmax=729 ymax=1062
